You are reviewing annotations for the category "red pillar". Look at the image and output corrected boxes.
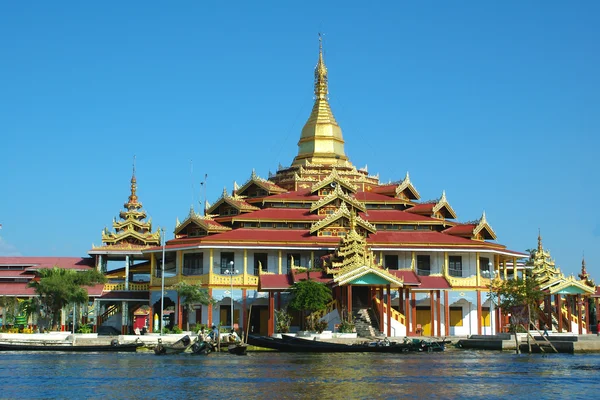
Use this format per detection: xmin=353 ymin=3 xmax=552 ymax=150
xmin=379 ymin=286 xmax=385 ymax=333
xmin=411 ymin=291 xmax=416 ymax=336
xmin=178 ymin=295 xmax=183 ymax=329
xmin=476 ymin=290 xmax=482 ymax=335
xmin=577 ymin=294 xmax=583 ymax=335
xmin=268 ymin=291 xmax=274 ymax=336
xmin=436 ymin=290 xmax=442 ymax=337
xmin=347 ymin=285 xmax=353 ymax=316
xmin=585 ymin=296 xmax=590 ymax=334
xmin=404 ymin=288 xmax=410 ymax=334
xmin=387 ymin=284 xmax=392 ymax=337
xmin=567 ymin=296 xmax=572 ymax=333
xmin=429 ymin=290 xmax=435 ymax=337
xmin=242 ymin=288 xmax=247 ymax=334
xmin=444 ymin=290 xmax=450 ymax=336
xmin=207 ymin=288 xmax=213 ymax=327
xmin=557 ymin=294 xmax=563 ymax=333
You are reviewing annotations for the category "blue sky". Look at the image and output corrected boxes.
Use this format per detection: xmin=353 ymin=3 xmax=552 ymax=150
xmin=0 ymin=1 xmax=598 ymax=278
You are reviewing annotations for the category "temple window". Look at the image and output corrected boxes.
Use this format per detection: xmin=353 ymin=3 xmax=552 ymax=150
xmin=385 ymin=255 xmax=398 ymax=270
xmin=253 ymin=253 xmax=268 ymax=275
xmin=220 ymin=252 xmax=235 ymax=274
xmin=401 ymin=225 xmax=415 ymax=231
xmin=417 ymin=225 xmax=431 ymax=231
xmin=154 ymin=253 xmax=176 ymax=278
xmin=417 ymin=255 xmax=431 ymax=276
xmin=183 ymin=253 xmax=203 ymax=276
xmin=479 ymin=257 xmax=491 ymax=277
xmin=448 ymin=256 xmax=463 ymax=277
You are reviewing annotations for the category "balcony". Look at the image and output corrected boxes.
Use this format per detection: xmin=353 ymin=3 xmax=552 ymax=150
xmin=103 ymin=282 xmax=149 ymax=292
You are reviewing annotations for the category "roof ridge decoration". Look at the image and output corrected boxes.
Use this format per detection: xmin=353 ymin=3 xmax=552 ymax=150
xmin=309 ymin=184 xmax=366 ymax=213
xmin=206 ymin=187 xmax=260 ymax=215
xmin=528 ymin=233 xmax=594 ymax=294
xmin=325 ymin=219 xmax=403 ymax=287
xmin=174 ymin=206 xmax=231 ymax=235
xmin=432 ymin=190 xmax=457 ymax=219
xmin=98 ymin=160 xmax=161 ymax=250
xmin=291 ymin=35 xmax=349 ymax=167
xmin=310 ymin=169 xmax=358 ymax=193
xmin=395 ymin=171 xmax=421 ymax=200
xmin=472 ymin=211 xmax=497 ymax=240
xmin=578 ymin=256 xmax=596 ymax=288
xmin=309 ymin=203 xmax=376 ymax=234
xmin=237 ymin=169 xmax=287 ymax=195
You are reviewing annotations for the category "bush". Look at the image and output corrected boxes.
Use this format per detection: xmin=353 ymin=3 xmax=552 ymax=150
xmin=315 ymin=320 xmax=328 ymax=333
xmin=337 ymin=319 xmax=355 ymax=333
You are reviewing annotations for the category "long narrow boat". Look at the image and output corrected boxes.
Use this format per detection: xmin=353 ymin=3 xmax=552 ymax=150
xmin=154 ymin=335 xmax=193 ymax=355
xmin=0 ymin=341 xmax=139 ymax=352
xmin=247 ymin=335 xmax=442 ymax=353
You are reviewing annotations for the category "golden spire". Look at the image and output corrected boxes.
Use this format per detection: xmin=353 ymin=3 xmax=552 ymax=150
xmin=537 ymin=228 xmax=543 ymax=253
xmin=315 ymin=33 xmax=328 ymax=100
xmin=125 ymin=156 xmax=142 ymax=210
xmin=292 ymin=34 xmax=348 ymax=167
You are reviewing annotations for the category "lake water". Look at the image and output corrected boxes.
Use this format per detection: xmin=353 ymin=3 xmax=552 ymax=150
xmin=0 ymin=350 xmax=598 ymax=399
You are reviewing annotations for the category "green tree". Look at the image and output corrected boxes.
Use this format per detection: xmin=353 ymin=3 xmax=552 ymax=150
xmin=288 ymin=279 xmax=332 ymax=331
xmin=28 ymin=267 xmax=106 ymax=330
xmin=492 ymin=277 xmax=545 ymax=331
xmin=173 ymin=281 xmax=214 ymax=331
xmin=0 ymin=296 xmax=19 ymax=327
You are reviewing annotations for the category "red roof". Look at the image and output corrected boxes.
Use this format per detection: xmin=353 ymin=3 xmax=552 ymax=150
xmin=358 ymin=210 xmax=437 ymax=222
xmin=233 ymin=208 xmax=321 ymax=222
xmin=0 ymin=257 xmax=95 ymax=270
xmin=0 ymin=282 xmax=36 ymax=296
xmin=405 ymin=203 xmax=435 ymax=213
xmin=259 ymin=274 xmax=293 ymax=290
xmin=417 ymin=275 xmax=451 ymax=289
xmin=369 ymin=231 xmax=491 ymax=246
xmin=443 ymin=224 xmax=475 ymax=236
xmin=355 ymin=191 xmax=405 ymax=202
xmin=99 ymin=290 xmax=148 ymax=300
xmin=371 ymin=184 xmax=397 ymax=195
xmin=390 ymin=270 xmax=420 ymax=285
xmin=158 ymin=229 xmax=341 ymax=250
xmin=0 ymin=270 xmax=32 ymax=278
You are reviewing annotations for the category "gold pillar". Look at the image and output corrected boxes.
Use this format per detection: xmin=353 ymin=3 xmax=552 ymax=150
xmin=444 ymin=252 xmax=449 ymax=276
xmin=278 ymin=250 xmax=282 ymax=274
xmin=209 ymin=249 xmax=214 ymax=274
xmin=476 ymin=252 xmax=480 ymax=286
xmin=243 ymin=249 xmax=248 ymax=275
xmin=411 ymin=252 xmax=416 ymax=270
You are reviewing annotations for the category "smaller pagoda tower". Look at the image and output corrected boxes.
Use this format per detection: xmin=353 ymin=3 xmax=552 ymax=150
xmin=90 ymin=162 xmax=161 ymax=279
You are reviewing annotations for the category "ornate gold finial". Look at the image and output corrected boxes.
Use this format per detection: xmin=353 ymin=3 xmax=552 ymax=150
xmin=315 ymin=33 xmax=328 ymax=100
xmin=125 ymin=155 xmax=140 ymax=209
xmin=537 ymin=228 xmax=543 ymax=253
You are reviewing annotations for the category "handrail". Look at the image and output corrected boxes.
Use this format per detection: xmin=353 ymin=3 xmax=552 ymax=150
xmin=373 ymin=297 xmax=406 ymax=325
xmin=561 ymin=305 xmax=586 ymax=329
xmin=97 ymin=304 xmax=121 ymax=325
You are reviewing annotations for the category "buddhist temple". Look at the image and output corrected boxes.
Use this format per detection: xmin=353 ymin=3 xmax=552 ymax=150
xmin=139 ymin=37 xmax=539 ymax=338
xmin=1 ymin=38 xmax=598 ymax=338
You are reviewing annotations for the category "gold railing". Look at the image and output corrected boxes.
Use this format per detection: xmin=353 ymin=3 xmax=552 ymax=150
xmin=561 ymin=305 xmax=586 ymax=329
xmin=103 ymin=283 xmax=149 ymax=292
xmin=446 ymin=276 xmax=478 ymax=287
xmin=373 ymin=297 xmax=406 ymax=325
xmin=149 ymin=274 xmax=259 ymax=288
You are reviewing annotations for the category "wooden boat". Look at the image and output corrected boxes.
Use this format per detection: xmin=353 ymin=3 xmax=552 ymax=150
xmin=154 ymin=335 xmax=193 ymax=355
xmin=227 ymin=343 xmax=248 ymax=355
xmin=247 ymin=335 xmax=431 ymax=353
xmin=0 ymin=339 xmax=139 ymax=352
xmin=191 ymin=340 xmax=216 ymax=355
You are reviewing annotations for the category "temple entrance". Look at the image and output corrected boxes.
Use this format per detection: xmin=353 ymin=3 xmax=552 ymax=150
xmin=352 ymin=286 xmax=370 ymax=310
xmin=248 ymin=305 xmax=268 ymax=336
xmin=416 ymin=308 xmax=432 ymax=336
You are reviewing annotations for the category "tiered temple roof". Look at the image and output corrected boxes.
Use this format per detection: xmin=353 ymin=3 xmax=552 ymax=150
xmin=92 ymin=165 xmax=161 ymax=252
